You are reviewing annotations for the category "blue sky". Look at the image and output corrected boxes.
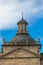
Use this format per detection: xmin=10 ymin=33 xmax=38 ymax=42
xmin=0 ymin=0 xmax=43 ymax=53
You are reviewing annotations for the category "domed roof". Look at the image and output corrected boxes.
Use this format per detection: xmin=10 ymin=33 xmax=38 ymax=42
xmin=10 ymin=14 xmax=36 ymax=45
xmin=17 ymin=19 xmax=28 ymax=25
xmin=10 ymin=33 xmax=36 ymax=45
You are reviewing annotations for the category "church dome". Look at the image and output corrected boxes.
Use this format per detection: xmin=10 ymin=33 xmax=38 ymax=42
xmin=10 ymin=14 xmax=36 ymax=45
xmin=11 ymin=33 xmax=36 ymax=45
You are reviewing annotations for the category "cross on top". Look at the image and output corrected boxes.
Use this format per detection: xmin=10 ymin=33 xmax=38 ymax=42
xmin=22 ymin=12 xmax=24 ymax=20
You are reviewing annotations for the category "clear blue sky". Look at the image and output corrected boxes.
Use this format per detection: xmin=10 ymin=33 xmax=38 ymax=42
xmin=0 ymin=0 xmax=43 ymax=53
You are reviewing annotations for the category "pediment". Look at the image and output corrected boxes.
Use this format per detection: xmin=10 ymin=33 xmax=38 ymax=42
xmin=2 ymin=48 xmax=38 ymax=58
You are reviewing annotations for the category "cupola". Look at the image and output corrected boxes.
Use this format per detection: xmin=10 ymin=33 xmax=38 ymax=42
xmin=17 ymin=12 xmax=28 ymax=35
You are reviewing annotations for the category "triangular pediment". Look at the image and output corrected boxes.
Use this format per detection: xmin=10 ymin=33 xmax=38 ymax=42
xmin=2 ymin=48 xmax=38 ymax=58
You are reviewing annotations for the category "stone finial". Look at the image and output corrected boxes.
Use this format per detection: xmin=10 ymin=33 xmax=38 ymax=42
xmin=38 ymin=35 xmax=40 ymax=44
xmin=3 ymin=38 xmax=6 ymax=44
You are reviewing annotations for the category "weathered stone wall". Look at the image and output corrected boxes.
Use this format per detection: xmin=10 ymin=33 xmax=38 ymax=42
xmin=23 ymin=46 xmax=40 ymax=54
xmin=0 ymin=58 xmax=40 ymax=65
xmin=2 ymin=46 xmax=19 ymax=55
xmin=3 ymin=49 xmax=38 ymax=58
xmin=2 ymin=46 xmax=40 ymax=55
xmin=0 ymin=45 xmax=40 ymax=65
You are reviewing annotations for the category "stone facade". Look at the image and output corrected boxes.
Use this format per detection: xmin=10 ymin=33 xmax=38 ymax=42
xmin=0 ymin=58 xmax=40 ymax=65
xmin=0 ymin=15 xmax=42 ymax=65
xmin=0 ymin=45 xmax=41 ymax=65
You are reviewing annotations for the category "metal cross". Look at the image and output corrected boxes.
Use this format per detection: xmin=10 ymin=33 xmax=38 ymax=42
xmin=22 ymin=12 xmax=24 ymax=19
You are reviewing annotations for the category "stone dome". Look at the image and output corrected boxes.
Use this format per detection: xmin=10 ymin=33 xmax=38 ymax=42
xmin=10 ymin=33 xmax=36 ymax=45
xmin=10 ymin=15 xmax=36 ymax=45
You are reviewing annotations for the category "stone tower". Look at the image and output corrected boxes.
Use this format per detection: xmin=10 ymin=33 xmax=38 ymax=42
xmin=0 ymin=14 xmax=41 ymax=65
xmin=17 ymin=13 xmax=28 ymax=34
